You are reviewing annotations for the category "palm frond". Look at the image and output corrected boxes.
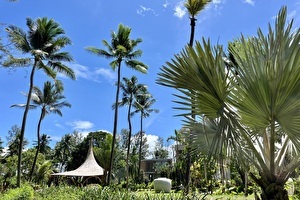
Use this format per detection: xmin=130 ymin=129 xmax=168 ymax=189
xmin=185 ymin=0 xmax=211 ymax=17
xmin=125 ymin=60 xmax=148 ymax=73
xmin=47 ymin=61 xmax=76 ymax=80
xmin=2 ymin=56 xmax=32 ymax=67
xmin=85 ymin=46 xmax=114 ymax=59
xmin=6 ymin=25 xmax=31 ymax=53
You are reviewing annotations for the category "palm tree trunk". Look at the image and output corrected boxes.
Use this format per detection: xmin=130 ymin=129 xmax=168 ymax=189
xmin=17 ymin=62 xmax=37 ymax=187
xmin=29 ymin=109 xmax=44 ymax=180
xmin=108 ymin=61 xmax=122 ymax=185
xmin=250 ymin=172 xmax=289 ymax=200
xmin=126 ymin=99 xmax=133 ymax=189
xmin=138 ymin=112 xmax=143 ymax=183
xmin=189 ymin=17 xmax=196 ymax=46
xmin=185 ymin=16 xmax=196 ymax=193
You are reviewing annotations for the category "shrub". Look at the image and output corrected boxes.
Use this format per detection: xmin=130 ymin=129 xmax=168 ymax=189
xmin=1 ymin=183 xmax=34 ymax=200
xmin=34 ymin=185 xmax=83 ymax=200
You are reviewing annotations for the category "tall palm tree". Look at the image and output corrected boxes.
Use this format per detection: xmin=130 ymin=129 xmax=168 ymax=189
xmin=117 ymin=76 xmax=145 ymax=188
xmin=185 ymin=0 xmax=211 ymax=46
xmin=12 ymin=80 xmax=71 ymax=179
xmin=85 ymin=24 xmax=148 ymax=184
xmin=132 ymin=88 xmax=158 ymax=182
xmin=11 ymin=80 xmax=69 ymax=179
xmin=184 ymin=0 xmax=211 ymax=192
xmin=157 ymin=7 xmax=300 ymax=200
xmin=4 ymin=17 xmax=75 ymax=187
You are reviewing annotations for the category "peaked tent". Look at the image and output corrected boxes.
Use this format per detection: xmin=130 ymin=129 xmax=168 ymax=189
xmin=52 ymin=140 xmax=104 ymax=177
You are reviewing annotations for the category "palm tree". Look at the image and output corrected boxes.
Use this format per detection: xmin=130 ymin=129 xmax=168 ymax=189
xmin=132 ymin=87 xmax=158 ymax=182
xmin=12 ymin=80 xmax=71 ymax=179
xmin=53 ymin=132 xmax=80 ymax=172
xmin=85 ymin=24 xmax=148 ymax=184
xmin=37 ymin=134 xmax=51 ymax=156
xmin=4 ymin=17 xmax=75 ymax=187
xmin=184 ymin=0 xmax=211 ymax=192
xmin=185 ymin=0 xmax=211 ymax=46
xmin=157 ymin=7 xmax=300 ymax=200
xmin=117 ymin=76 xmax=145 ymax=188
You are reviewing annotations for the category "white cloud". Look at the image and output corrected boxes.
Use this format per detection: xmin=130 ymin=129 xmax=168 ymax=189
xmin=55 ymin=123 xmax=65 ymax=129
xmin=66 ymin=120 xmax=94 ymax=130
xmin=163 ymin=1 xmax=170 ymax=8
xmin=146 ymin=134 xmax=159 ymax=153
xmin=174 ymin=2 xmax=186 ymax=19
xmin=58 ymin=63 xmax=116 ymax=83
xmin=145 ymin=134 xmax=174 ymax=159
xmin=137 ymin=5 xmax=158 ymax=16
xmin=95 ymin=68 xmax=116 ymax=83
xmin=243 ymin=0 xmax=255 ymax=6
xmin=208 ymin=0 xmax=225 ymax=13
xmin=212 ymin=0 xmax=222 ymax=3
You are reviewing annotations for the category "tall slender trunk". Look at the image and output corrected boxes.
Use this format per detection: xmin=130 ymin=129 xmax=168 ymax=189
xmin=138 ymin=112 xmax=143 ymax=183
xmin=189 ymin=17 xmax=196 ymax=47
xmin=185 ymin=16 xmax=196 ymax=193
xmin=107 ymin=61 xmax=121 ymax=185
xmin=17 ymin=62 xmax=37 ymax=187
xmin=126 ymin=98 xmax=133 ymax=189
xmin=29 ymin=108 xmax=44 ymax=180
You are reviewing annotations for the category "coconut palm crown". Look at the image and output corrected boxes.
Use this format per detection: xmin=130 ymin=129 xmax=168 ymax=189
xmin=185 ymin=0 xmax=211 ymax=46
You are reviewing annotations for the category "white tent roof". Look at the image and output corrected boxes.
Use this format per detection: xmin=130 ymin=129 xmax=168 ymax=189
xmin=52 ymin=140 xmax=104 ymax=177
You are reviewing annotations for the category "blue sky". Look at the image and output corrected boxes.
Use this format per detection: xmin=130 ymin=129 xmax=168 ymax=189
xmin=0 ymin=0 xmax=299 ymax=150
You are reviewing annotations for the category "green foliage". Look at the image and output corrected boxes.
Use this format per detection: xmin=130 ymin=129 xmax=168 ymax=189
xmin=0 ymin=184 xmax=257 ymax=199
xmin=157 ymin=6 xmax=300 ymax=200
xmin=52 ymin=131 xmax=82 ymax=172
xmin=34 ymin=185 xmax=84 ymax=200
xmin=1 ymin=183 xmax=34 ymax=200
xmin=34 ymin=185 xmax=187 ymax=200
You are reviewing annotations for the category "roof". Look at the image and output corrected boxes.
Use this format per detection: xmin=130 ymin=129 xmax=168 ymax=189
xmin=52 ymin=140 xmax=104 ymax=177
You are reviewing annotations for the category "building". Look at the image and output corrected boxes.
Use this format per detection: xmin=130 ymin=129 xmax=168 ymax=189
xmin=140 ymin=158 xmax=172 ymax=181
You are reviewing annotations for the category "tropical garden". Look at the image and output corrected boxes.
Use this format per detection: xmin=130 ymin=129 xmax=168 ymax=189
xmin=0 ymin=0 xmax=300 ymax=199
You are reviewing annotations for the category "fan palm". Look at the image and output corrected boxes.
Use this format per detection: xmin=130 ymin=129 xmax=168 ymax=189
xmin=185 ymin=0 xmax=211 ymax=46
xmin=85 ymin=24 xmax=148 ymax=184
xmin=157 ymin=7 xmax=300 ymax=200
xmin=117 ymin=76 xmax=145 ymax=188
xmin=4 ymin=17 xmax=75 ymax=187
xmin=132 ymin=87 xmax=158 ymax=182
